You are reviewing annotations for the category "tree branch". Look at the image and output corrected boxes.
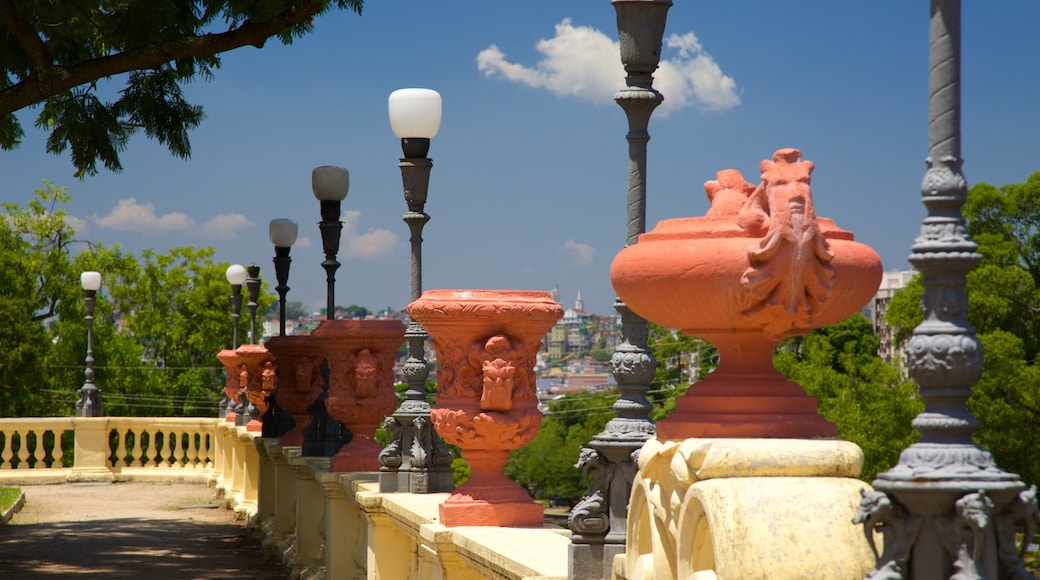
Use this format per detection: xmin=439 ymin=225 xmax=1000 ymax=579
xmin=0 ymin=1 xmax=327 ymax=116
xmin=0 ymin=0 xmax=52 ymax=75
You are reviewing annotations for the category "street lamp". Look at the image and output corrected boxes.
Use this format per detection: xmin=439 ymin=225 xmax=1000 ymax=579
xmin=379 ymin=88 xmax=453 ymax=494
xmin=312 ymin=165 xmax=350 ymax=320
xmin=245 ymin=263 xmax=261 ymax=344
xmin=570 ymin=2 xmax=670 ymax=576
xmin=225 ymin=264 xmax=248 ymax=348
xmin=269 ymin=218 xmax=299 ymax=336
xmin=76 ymin=271 xmax=104 ymax=417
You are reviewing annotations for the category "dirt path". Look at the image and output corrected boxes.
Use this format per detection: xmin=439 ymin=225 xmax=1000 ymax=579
xmin=0 ymin=482 xmax=283 ymax=579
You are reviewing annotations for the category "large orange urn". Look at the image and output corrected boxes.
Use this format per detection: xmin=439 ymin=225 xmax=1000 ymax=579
xmin=611 ymin=149 xmax=883 ymax=439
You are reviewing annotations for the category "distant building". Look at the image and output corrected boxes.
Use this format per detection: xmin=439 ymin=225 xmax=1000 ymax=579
xmin=869 ymin=270 xmax=916 ymax=367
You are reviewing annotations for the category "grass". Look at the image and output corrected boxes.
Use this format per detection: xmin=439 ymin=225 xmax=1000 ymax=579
xmin=0 ymin=486 xmax=21 ymax=513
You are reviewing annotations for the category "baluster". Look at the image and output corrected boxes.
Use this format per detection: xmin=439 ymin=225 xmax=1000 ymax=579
xmin=170 ymin=431 xmax=184 ymax=468
xmin=157 ymin=430 xmax=169 ymax=467
xmin=113 ymin=428 xmax=128 ymax=467
xmin=151 ymin=430 xmax=164 ymax=469
xmin=52 ymin=431 xmax=65 ymax=468
xmin=187 ymin=432 xmax=200 ymax=470
xmin=25 ymin=430 xmax=38 ymax=469
xmin=15 ymin=431 xmax=28 ymax=470
xmin=0 ymin=431 xmax=11 ymax=469
xmin=200 ymin=433 xmax=213 ymax=469
xmin=131 ymin=428 xmax=145 ymax=467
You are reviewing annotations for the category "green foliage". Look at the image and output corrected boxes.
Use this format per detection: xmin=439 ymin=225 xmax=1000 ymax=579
xmin=1 ymin=1 xmax=364 ymax=177
xmin=505 ymin=391 xmax=616 ymax=502
xmin=1 ymin=183 xmax=271 ymax=417
xmin=0 ymin=486 xmax=21 ymax=513
xmin=886 ymin=173 xmax=1040 ymax=485
xmin=775 ymin=314 xmax=922 ymax=481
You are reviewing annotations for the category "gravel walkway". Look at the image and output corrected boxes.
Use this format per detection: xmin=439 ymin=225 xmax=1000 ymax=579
xmin=0 ymin=482 xmax=283 ymax=579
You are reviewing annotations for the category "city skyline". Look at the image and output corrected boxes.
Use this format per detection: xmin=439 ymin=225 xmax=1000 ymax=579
xmin=2 ymin=1 xmax=1037 ymax=316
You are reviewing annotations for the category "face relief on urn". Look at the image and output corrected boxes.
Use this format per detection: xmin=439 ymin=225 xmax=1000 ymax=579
xmin=610 ymin=148 xmax=883 ymax=439
xmin=408 ymin=289 xmax=564 ymax=527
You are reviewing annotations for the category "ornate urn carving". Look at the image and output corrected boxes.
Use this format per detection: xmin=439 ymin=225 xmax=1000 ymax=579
xmin=216 ymin=349 xmax=244 ymax=421
xmin=611 ymin=148 xmax=883 ymax=439
xmin=235 ymin=344 xmax=276 ymax=433
xmin=310 ymin=319 xmax=405 ymax=472
xmin=409 ymin=289 xmax=564 ymax=527
xmin=264 ymin=335 xmax=325 ymax=446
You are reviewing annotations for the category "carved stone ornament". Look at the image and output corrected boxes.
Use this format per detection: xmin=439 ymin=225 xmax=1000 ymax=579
xmin=610 ymin=148 xmax=883 ymax=439
xmin=235 ymin=343 xmax=275 ymax=433
xmin=216 ymin=349 xmax=244 ymax=421
xmin=409 ymin=289 xmax=563 ymax=527
xmin=310 ymin=319 xmax=405 ymax=472
xmin=264 ymin=335 xmax=326 ymax=446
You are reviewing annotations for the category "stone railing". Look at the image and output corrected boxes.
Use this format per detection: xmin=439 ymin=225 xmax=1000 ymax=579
xmin=253 ymin=438 xmax=571 ymax=580
xmin=0 ymin=416 xmax=569 ymax=578
xmin=0 ymin=417 xmax=219 ymax=483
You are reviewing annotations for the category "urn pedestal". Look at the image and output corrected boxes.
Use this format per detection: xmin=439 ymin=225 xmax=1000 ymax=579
xmin=409 ymin=289 xmax=564 ymax=527
xmin=235 ymin=344 xmax=276 ymax=433
xmin=265 ymin=335 xmax=326 ymax=446
xmin=310 ymin=319 xmax=405 ymax=472
xmin=612 ymin=149 xmax=884 ymax=578
xmin=216 ymin=349 xmax=244 ymax=421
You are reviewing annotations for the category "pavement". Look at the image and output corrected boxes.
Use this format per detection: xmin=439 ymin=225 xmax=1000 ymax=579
xmin=0 ymin=481 xmax=283 ymax=579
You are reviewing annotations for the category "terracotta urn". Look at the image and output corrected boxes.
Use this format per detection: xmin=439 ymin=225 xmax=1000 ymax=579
xmin=235 ymin=344 xmax=276 ymax=433
xmin=216 ymin=349 xmax=244 ymax=421
xmin=409 ymin=289 xmax=564 ymax=527
xmin=611 ymin=149 xmax=883 ymax=439
xmin=264 ymin=335 xmax=325 ymax=446
xmin=310 ymin=319 xmax=405 ymax=472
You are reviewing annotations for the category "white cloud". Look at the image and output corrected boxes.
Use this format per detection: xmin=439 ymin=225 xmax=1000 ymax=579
xmin=199 ymin=213 xmax=254 ymax=239
xmin=95 ymin=198 xmax=253 ymax=239
xmin=295 ymin=235 xmax=313 ymax=250
xmin=341 ymin=210 xmax=400 ymax=259
xmin=560 ymin=239 xmax=597 ymax=269
xmin=95 ymin=198 xmax=192 ymax=232
xmin=477 ymin=19 xmax=740 ymax=116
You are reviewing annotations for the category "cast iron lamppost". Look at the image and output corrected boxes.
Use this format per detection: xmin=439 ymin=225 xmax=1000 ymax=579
xmin=304 ymin=166 xmax=353 ymax=457
xmin=569 ymin=2 xmax=670 ymax=578
xmin=76 ymin=271 xmax=104 ymax=417
xmin=220 ymin=264 xmax=248 ymax=418
xmin=312 ymin=165 xmax=350 ymax=320
xmin=226 ymin=264 xmax=248 ymax=348
xmin=245 ymin=263 xmax=261 ymax=344
xmin=378 ymin=88 xmax=453 ymax=493
xmin=856 ymin=1 xmax=1037 ymax=577
xmin=235 ymin=263 xmax=263 ymax=426
xmin=269 ymin=219 xmax=299 ymax=336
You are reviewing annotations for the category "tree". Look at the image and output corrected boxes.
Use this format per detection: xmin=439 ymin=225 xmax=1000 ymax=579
xmin=505 ymin=390 xmax=616 ymax=502
xmin=0 ymin=182 xmax=83 ymax=415
xmin=1 ymin=184 xmax=274 ymax=417
xmin=885 ymin=173 xmax=1040 ymax=485
xmin=774 ymin=314 xmax=922 ymax=481
xmin=0 ymin=0 xmax=364 ymax=177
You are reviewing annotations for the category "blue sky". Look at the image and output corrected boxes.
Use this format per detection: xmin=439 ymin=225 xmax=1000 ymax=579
xmin=2 ymin=1 xmax=1038 ymax=317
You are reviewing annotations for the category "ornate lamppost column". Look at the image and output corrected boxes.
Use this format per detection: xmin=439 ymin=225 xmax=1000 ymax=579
xmin=235 ymin=264 xmax=263 ymax=426
xmin=227 ymin=264 xmax=247 ymax=349
xmin=76 ymin=271 xmax=104 ymax=417
xmin=568 ymin=2 xmax=670 ymax=578
xmin=269 ymin=219 xmax=298 ymax=337
xmin=245 ymin=264 xmax=261 ymax=344
xmin=858 ymin=1 xmax=1038 ymax=577
xmin=379 ymin=88 xmax=454 ymax=493
xmin=261 ymin=219 xmax=299 ymax=437
xmin=218 ymin=264 xmax=248 ymax=419
xmin=313 ymin=166 xmax=350 ymax=320
xmin=302 ymin=165 xmax=354 ymax=457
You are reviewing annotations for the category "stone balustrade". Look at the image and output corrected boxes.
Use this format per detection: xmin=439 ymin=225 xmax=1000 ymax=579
xmin=0 ymin=415 xmax=573 ymax=579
